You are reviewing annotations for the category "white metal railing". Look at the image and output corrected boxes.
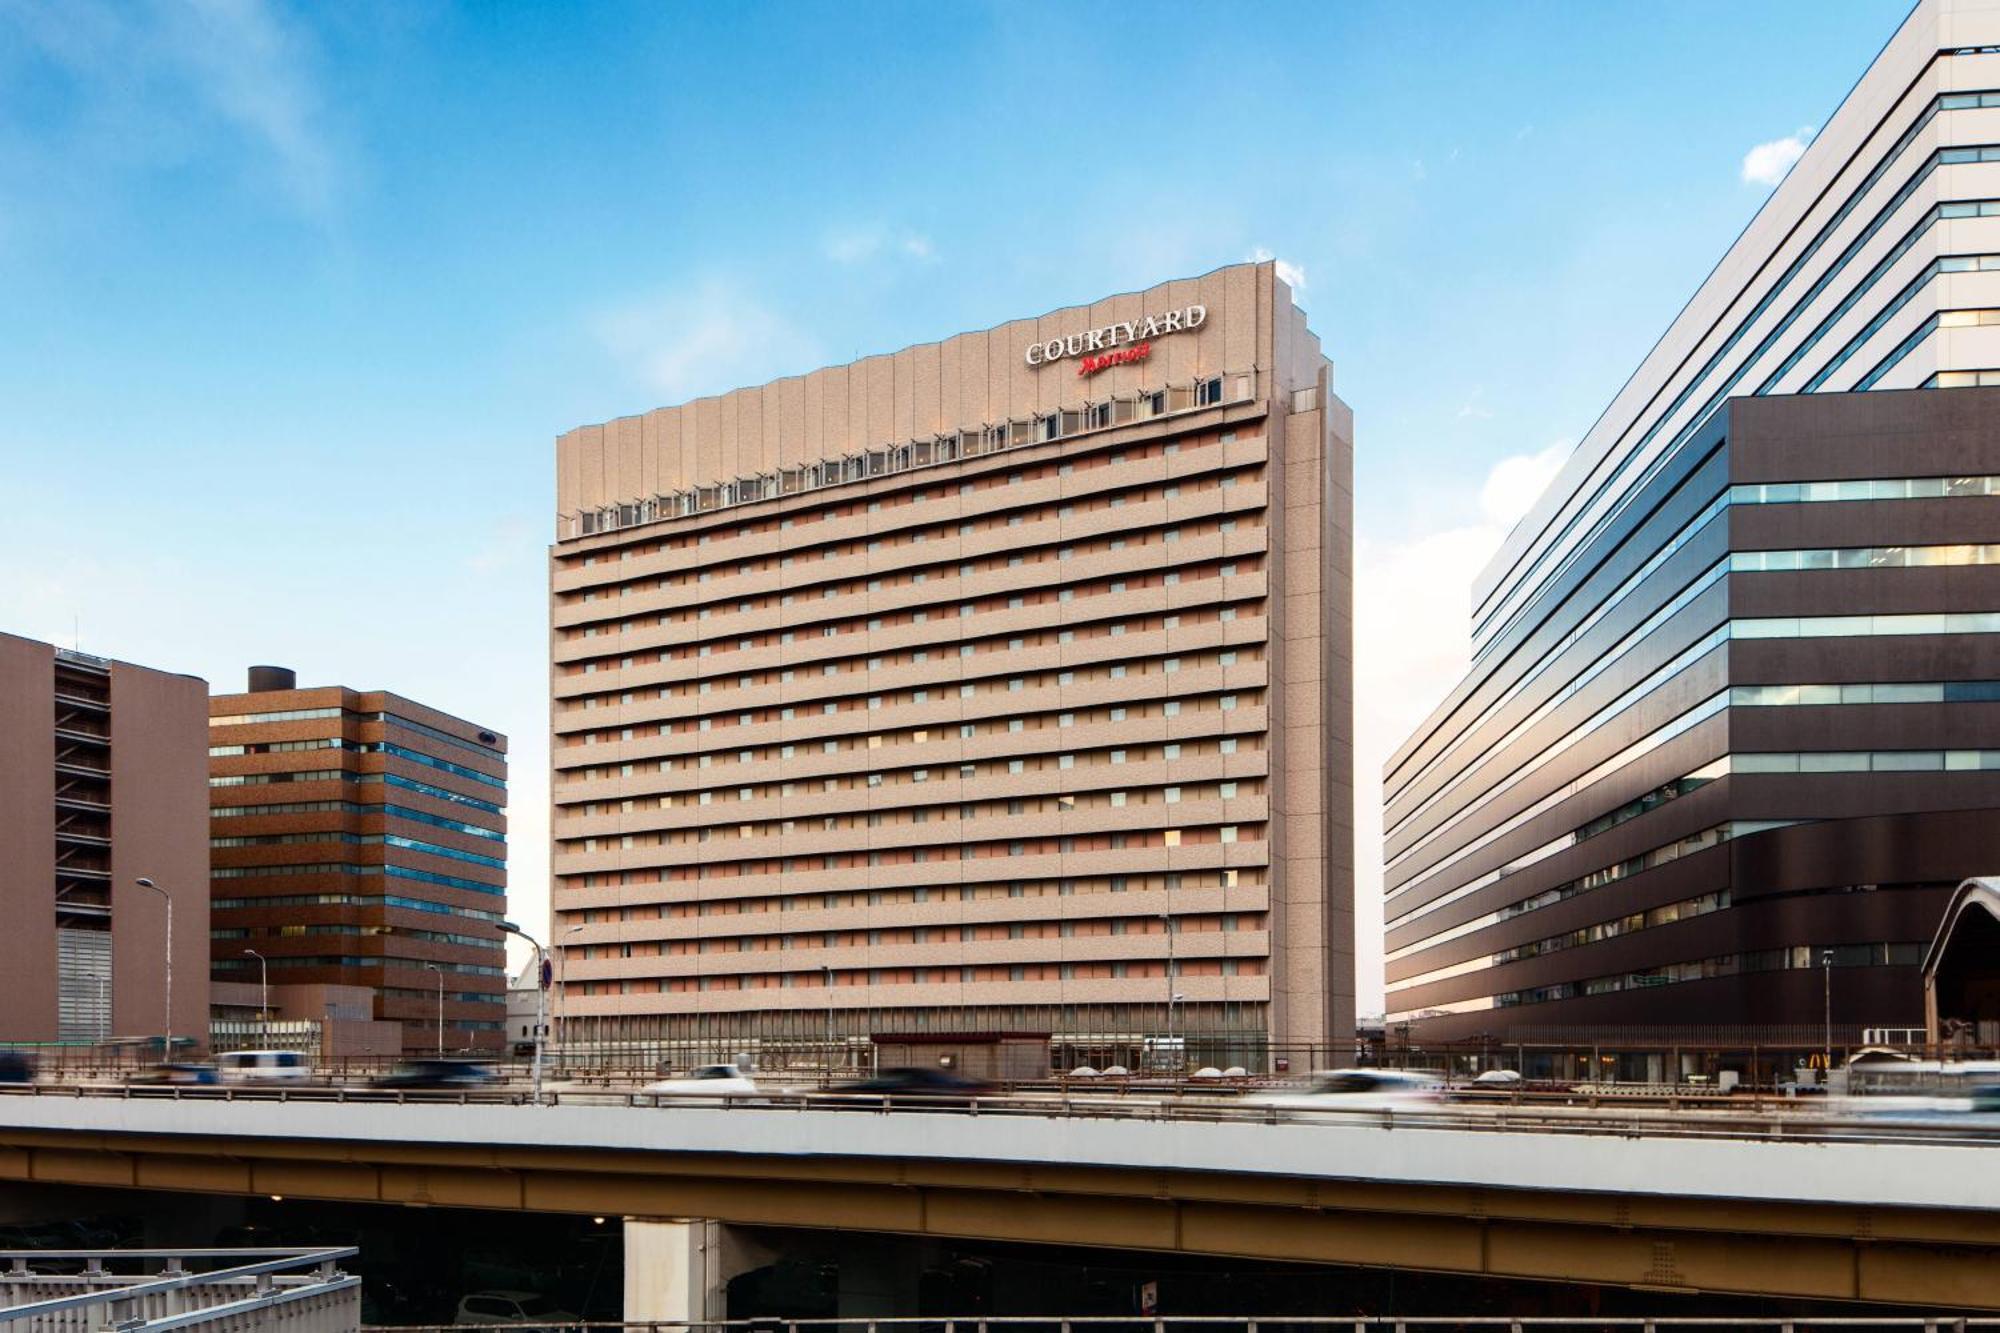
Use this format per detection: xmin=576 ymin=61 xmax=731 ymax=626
xmin=557 ymin=372 xmax=1258 ymax=542
xmin=0 ymin=1247 xmax=357 ymax=1333
xmin=1 ymin=1079 xmax=1998 ymax=1149
xmin=364 ymin=1318 xmax=2000 ymax=1332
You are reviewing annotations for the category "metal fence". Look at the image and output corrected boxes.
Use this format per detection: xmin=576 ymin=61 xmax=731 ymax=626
xmin=0 ymin=1247 xmax=358 ymax=1333
xmin=3 ymin=1078 xmax=1997 ymax=1149
xmin=360 ymin=1318 xmax=1998 ymax=1333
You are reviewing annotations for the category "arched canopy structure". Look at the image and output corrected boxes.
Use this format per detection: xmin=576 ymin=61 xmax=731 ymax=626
xmin=1923 ymin=877 xmax=2000 ymax=1045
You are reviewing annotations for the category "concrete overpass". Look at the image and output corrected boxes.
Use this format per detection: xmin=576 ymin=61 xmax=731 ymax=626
xmin=0 ymin=1090 xmax=1996 ymax=1313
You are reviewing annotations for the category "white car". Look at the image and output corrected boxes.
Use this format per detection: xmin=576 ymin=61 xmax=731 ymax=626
xmin=1471 ymin=1068 xmax=1524 ymax=1087
xmin=1245 ymin=1069 xmax=1444 ymax=1112
xmin=641 ymin=1063 xmax=758 ymax=1097
xmin=217 ymin=1050 xmax=311 ymax=1083
xmin=454 ymin=1291 xmax=577 ymax=1326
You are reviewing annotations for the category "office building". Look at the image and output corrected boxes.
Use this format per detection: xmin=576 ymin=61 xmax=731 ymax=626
xmin=207 ymin=667 xmax=509 ymax=1053
xmin=1386 ymin=0 xmax=2000 ymax=1053
xmin=0 ymin=631 xmax=208 ymax=1045
xmin=551 ymin=261 xmax=1353 ymax=1063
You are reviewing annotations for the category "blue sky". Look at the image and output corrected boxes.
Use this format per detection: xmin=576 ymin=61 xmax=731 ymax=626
xmin=0 ymin=0 xmax=1911 ymax=1006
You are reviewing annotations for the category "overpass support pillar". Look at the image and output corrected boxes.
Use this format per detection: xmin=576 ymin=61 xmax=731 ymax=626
xmin=623 ymin=1217 xmax=766 ymax=1324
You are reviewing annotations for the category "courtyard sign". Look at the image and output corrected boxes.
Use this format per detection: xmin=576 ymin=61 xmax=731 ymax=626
xmin=1024 ymin=304 xmax=1207 ymax=370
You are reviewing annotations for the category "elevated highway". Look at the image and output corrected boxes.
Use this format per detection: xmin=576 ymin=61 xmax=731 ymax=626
xmin=0 ymin=1087 xmax=1996 ymax=1310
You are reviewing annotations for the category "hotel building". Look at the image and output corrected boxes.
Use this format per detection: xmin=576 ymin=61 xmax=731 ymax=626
xmin=550 ymin=262 xmax=1353 ymax=1063
xmin=1386 ymin=0 xmax=2000 ymax=1053
xmin=0 ymin=631 xmax=209 ymax=1045
xmin=207 ymin=667 xmax=509 ymax=1054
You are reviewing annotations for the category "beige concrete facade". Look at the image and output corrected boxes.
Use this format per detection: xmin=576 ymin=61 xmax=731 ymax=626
xmin=0 ymin=631 xmax=209 ymax=1046
xmin=550 ymin=262 xmax=1353 ymax=1063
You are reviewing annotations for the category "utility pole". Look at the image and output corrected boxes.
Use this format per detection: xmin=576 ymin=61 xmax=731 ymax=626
xmin=1822 ymin=948 xmax=1836 ymax=1083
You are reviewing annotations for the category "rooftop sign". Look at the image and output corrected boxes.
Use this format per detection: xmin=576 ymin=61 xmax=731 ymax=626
xmin=1024 ymin=305 xmax=1207 ymax=371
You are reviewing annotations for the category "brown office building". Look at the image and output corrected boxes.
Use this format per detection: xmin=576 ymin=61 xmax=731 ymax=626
xmin=0 ymin=632 xmax=209 ymax=1046
xmin=550 ymin=262 xmax=1354 ymax=1065
xmin=207 ymin=668 xmax=509 ymax=1054
xmin=1386 ymin=1 xmax=2000 ymax=1068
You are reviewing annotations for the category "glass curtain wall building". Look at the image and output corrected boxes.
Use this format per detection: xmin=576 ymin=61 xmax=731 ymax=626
xmin=207 ymin=667 xmax=510 ymax=1054
xmin=549 ymin=262 xmax=1354 ymax=1069
xmin=1386 ymin=0 xmax=2000 ymax=1051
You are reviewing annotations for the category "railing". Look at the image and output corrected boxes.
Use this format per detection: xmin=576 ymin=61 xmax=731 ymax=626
xmin=558 ymin=371 xmax=1258 ymax=541
xmin=361 ymin=1318 xmax=2000 ymax=1332
xmin=2 ymin=1079 xmax=1998 ymax=1149
xmin=0 ymin=1247 xmax=357 ymax=1333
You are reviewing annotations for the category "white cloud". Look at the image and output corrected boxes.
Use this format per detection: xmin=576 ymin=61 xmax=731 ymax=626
xmin=1248 ymin=246 xmax=1306 ymax=291
xmin=178 ymin=0 xmax=337 ymax=215
xmin=1741 ymin=127 xmax=1814 ymax=187
xmin=0 ymin=0 xmax=340 ymax=218
xmin=823 ymin=225 xmax=938 ymax=266
xmin=1349 ymin=441 xmax=1572 ymax=1011
xmin=594 ymin=280 xmax=824 ymax=402
xmin=1478 ymin=438 xmax=1569 ymax=527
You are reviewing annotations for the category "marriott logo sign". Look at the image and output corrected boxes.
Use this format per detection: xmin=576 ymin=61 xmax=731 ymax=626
xmin=1023 ymin=304 xmax=1207 ymax=370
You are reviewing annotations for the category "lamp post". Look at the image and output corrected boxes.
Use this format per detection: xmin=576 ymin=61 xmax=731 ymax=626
xmin=557 ymin=924 xmax=584 ymax=1070
xmin=498 ymin=922 xmax=546 ymax=1105
xmin=242 ymin=949 xmax=268 ymax=1034
xmin=134 ymin=878 xmax=171 ymax=1056
xmin=820 ymin=965 xmax=835 ymax=1084
xmin=1822 ymin=948 xmax=1836 ymax=1082
xmin=423 ymin=963 xmax=444 ymax=1057
xmin=1159 ymin=912 xmax=1177 ymax=1050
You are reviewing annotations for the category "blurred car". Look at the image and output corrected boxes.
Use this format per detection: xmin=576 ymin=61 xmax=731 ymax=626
xmin=453 ymin=1290 xmax=577 ymax=1326
xmin=641 ymin=1063 xmax=758 ymax=1097
xmin=0 ymin=1051 xmax=34 ymax=1084
xmin=218 ymin=1050 xmax=312 ymax=1083
xmin=835 ymin=1067 xmax=995 ymax=1099
xmin=127 ymin=1062 xmax=218 ymax=1086
xmin=1471 ymin=1068 xmax=1524 ymax=1087
xmin=1245 ymin=1069 xmax=1444 ymax=1112
xmin=370 ymin=1059 xmax=498 ymax=1090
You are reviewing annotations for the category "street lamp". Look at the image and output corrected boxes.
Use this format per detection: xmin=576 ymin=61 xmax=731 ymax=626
xmin=1822 ymin=948 xmax=1836 ymax=1081
xmin=1159 ymin=912 xmax=1177 ymax=1046
xmin=820 ymin=965 xmax=835 ymax=1083
xmin=242 ymin=949 xmax=268 ymax=1032
xmin=134 ymin=878 xmax=171 ymax=1056
xmin=557 ymin=924 xmax=585 ymax=1069
xmin=423 ymin=963 xmax=445 ymax=1058
xmin=497 ymin=921 xmax=546 ymax=1105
